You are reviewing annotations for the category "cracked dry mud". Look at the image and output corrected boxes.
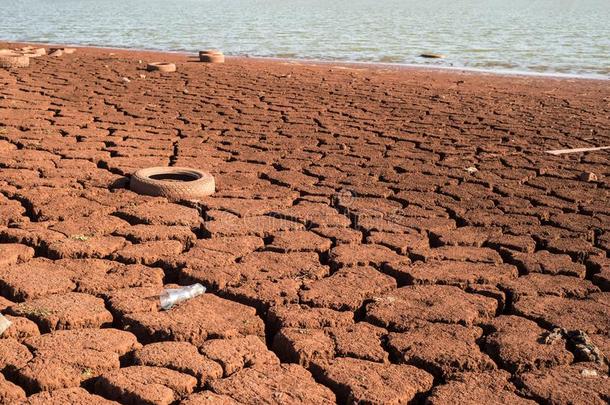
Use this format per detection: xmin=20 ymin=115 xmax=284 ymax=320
xmin=0 ymin=42 xmax=609 ymax=404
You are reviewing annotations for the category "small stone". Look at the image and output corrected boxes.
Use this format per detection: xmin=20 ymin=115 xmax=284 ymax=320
xmin=579 ymin=172 xmax=598 ymax=182
xmin=139 ymin=74 xmax=146 ymax=79
xmin=581 ymin=369 xmax=598 ymax=377
xmin=122 ymin=77 xmax=131 ymax=84
xmin=465 ymin=167 xmax=478 ymax=174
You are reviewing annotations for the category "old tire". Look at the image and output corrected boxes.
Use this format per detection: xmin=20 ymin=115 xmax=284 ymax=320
xmin=130 ymin=167 xmax=215 ymax=201
xmin=19 ymin=47 xmax=46 ymax=56
xmin=199 ymin=50 xmax=224 ymax=63
xmin=50 ymin=47 xmax=74 ymax=55
xmin=18 ymin=51 xmax=42 ymax=58
xmin=0 ymin=55 xmax=30 ymax=68
xmin=147 ymin=62 xmax=176 ymax=72
xmin=420 ymin=53 xmax=445 ymax=59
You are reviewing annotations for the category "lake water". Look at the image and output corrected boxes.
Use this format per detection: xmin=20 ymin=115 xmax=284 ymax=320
xmin=1 ymin=0 xmax=609 ymax=78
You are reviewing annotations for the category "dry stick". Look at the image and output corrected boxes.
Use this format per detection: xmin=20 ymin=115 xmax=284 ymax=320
xmin=545 ymin=146 xmax=610 ymax=155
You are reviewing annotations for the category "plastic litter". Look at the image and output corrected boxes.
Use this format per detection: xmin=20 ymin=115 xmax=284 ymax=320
xmin=160 ymin=283 xmax=206 ymax=310
xmin=0 ymin=314 xmax=11 ymax=336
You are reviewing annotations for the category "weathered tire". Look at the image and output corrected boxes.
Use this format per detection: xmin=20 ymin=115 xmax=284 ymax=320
xmin=130 ymin=167 xmax=215 ymax=201
xmin=0 ymin=55 xmax=29 ymax=68
xmin=50 ymin=47 xmax=74 ymax=55
xmin=19 ymin=47 xmax=46 ymax=56
xmin=420 ymin=53 xmax=445 ymax=59
xmin=199 ymin=50 xmax=224 ymax=63
xmin=147 ymin=62 xmax=176 ymax=72
xmin=18 ymin=51 xmax=42 ymax=58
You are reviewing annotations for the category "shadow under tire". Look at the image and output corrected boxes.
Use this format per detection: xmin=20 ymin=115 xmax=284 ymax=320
xmin=130 ymin=167 xmax=215 ymax=201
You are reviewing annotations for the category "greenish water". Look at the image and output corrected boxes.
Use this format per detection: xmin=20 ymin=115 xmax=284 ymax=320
xmin=1 ymin=0 xmax=608 ymax=78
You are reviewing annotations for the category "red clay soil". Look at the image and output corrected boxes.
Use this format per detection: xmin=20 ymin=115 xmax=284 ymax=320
xmin=0 ymin=41 xmax=609 ymax=404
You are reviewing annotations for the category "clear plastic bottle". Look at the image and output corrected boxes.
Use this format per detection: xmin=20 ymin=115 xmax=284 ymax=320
xmin=160 ymin=283 xmax=206 ymax=310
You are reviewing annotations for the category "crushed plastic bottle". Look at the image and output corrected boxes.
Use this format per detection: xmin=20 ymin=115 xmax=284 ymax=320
xmin=0 ymin=314 xmax=11 ymax=336
xmin=160 ymin=283 xmax=206 ymax=310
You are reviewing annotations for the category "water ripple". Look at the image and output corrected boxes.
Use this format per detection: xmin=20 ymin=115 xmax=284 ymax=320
xmin=1 ymin=0 xmax=608 ymax=78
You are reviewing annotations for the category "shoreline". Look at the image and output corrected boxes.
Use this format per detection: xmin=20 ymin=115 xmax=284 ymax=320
xmin=3 ymin=39 xmax=608 ymax=82
xmin=0 ymin=35 xmax=609 ymax=404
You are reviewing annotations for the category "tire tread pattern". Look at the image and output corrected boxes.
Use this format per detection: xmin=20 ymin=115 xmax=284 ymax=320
xmin=130 ymin=167 xmax=215 ymax=201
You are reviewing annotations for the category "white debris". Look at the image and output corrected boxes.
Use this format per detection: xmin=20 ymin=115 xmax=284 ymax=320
xmin=581 ymin=369 xmax=598 ymax=377
xmin=160 ymin=283 xmax=206 ymax=310
xmin=546 ymin=146 xmax=610 ymax=155
xmin=0 ymin=314 xmax=11 ymax=336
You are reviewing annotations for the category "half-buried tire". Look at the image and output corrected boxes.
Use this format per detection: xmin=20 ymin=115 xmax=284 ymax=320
xmin=0 ymin=54 xmax=29 ymax=68
xmin=15 ymin=47 xmax=45 ymax=57
xmin=199 ymin=50 xmax=225 ymax=63
xmin=130 ymin=167 xmax=215 ymax=201
xmin=420 ymin=53 xmax=445 ymax=59
xmin=147 ymin=62 xmax=177 ymax=72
